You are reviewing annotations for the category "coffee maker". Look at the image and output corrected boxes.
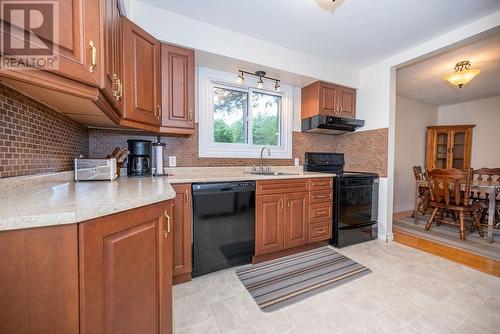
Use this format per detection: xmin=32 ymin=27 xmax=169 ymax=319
xmin=127 ymin=140 xmax=152 ymax=177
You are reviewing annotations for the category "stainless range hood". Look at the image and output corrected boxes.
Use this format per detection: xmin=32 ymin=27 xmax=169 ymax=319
xmin=301 ymin=115 xmax=365 ymax=134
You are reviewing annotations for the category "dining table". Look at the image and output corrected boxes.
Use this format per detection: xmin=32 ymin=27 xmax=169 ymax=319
xmin=414 ymin=179 xmax=500 ymax=243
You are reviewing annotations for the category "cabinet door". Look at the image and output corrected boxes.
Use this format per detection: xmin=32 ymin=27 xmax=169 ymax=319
xmin=0 ymin=225 xmax=79 ymax=334
xmin=319 ymin=82 xmax=339 ymax=116
xmin=122 ymin=18 xmax=162 ymax=126
xmin=449 ymin=128 xmax=473 ymax=169
xmin=102 ymin=0 xmax=123 ymax=111
xmin=161 ymin=44 xmax=195 ymax=129
xmin=2 ymin=0 xmax=102 ymax=87
xmin=284 ymin=192 xmax=309 ymax=249
xmin=80 ymin=201 xmax=173 ymax=334
xmin=433 ymin=129 xmax=450 ymax=170
xmin=172 ymin=184 xmax=193 ymax=279
xmin=338 ymin=87 xmax=356 ymax=118
xmin=255 ymin=194 xmax=284 ymax=256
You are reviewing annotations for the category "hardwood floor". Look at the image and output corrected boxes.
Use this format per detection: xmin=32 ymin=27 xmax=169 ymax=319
xmin=393 ymin=211 xmax=500 ymax=277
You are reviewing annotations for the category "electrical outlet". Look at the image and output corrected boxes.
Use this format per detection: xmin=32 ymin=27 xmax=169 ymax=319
xmin=294 ymin=158 xmax=300 ymax=166
xmin=168 ymin=156 xmax=176 ymax=167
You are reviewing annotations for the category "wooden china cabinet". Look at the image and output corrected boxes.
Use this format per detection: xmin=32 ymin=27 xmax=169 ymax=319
xmin=425 ymin=125 xmax=475 ymax=171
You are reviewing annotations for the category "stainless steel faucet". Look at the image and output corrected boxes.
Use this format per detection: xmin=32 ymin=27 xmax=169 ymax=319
xmin=260 ymin=147 xmax=271 ymax=173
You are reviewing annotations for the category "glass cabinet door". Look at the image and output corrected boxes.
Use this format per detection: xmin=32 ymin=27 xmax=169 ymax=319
xmin=434 ymin=130 xmax=449 ymax=169
xmin=451 ymin=130 xmax=466 ymax=169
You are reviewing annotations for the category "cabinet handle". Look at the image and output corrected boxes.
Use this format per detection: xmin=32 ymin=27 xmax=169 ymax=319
xmin=287 ymin=199 xmax=290 ymax=208
xmin=339 ymin=105 xmax=343 ymax=112
xmin=314 ymin=195 xmax=329 ymax=199
xmin=314 ymin=182 xmax=329 ymax=186
xmin=185 ymin=189 xmax=189 ymax=206
xmin=157 ymin=105 xmax=162 ymax=119
xmin=188 ymin=109 xmax=193 ymax=123
xmin=279 ymin=199 xmax=284 ymax=209
xmin=112 ymin=74 xmax=122 ymax=100
xmin=316 ymin=210 xmax=327 ymax=215
xmin=316 ymin=229 xmax=327 ymax=234
xmin=334 ymin=105 xmax=338 ymax=113
xmin=164 ymin=210 xmax=171 ymax=235
xmin=89 ymin=40 xmax=97 ymax=73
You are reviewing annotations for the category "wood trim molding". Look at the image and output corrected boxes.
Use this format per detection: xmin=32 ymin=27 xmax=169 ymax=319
xmin=393 ymin=229 xmax=500 ymax=278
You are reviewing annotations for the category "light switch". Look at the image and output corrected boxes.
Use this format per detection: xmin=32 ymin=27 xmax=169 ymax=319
xmin=294 ymin=158 xmax=300 ymax=166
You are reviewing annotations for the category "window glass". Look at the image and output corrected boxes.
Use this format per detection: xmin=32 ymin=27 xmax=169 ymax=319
xmin=213 ymin=87 xmax=248 ymax=143
xmin=252 ymin=92 xmax=281 ymax=146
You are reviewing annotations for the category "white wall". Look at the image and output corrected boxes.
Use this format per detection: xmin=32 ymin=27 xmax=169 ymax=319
xmin=437 ymin=96 xmax=500 ymax=168
xmin=394 ymin=97 xmax=438 ymax=213
xmin=128 ymin=1 xmax=359 ymax=88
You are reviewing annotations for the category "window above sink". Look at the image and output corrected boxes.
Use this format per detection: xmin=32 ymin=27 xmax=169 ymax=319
xmin=198 ymin=67 xmax=293 ymax=159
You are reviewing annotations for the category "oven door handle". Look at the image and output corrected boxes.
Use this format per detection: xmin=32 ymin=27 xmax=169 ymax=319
xmin=338 ymin=221 xmax=377 ymax=230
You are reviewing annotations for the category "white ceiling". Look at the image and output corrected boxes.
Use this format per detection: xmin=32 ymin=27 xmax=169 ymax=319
xmin=138 ymin=0 xmax=500 ymax=68
xmin=396 ymin=31 xmax=500 ymax=106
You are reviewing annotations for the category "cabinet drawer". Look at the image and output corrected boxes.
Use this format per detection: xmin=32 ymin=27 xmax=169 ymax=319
xmin=310 ymin=178 xmax=333 ymax=190
xmin=309 ymin=222 xmax=332 ymax=243
xmin=309 ymin=190 xmax=333 ymax=204
xmin=256 ymin=179 xmax=309 ymax=195
xmin=309 ymin=202 xmax=333 ymax=224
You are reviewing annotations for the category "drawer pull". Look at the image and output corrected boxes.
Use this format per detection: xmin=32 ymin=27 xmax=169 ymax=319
xmin=314 ymin=195 xmax=329 ymax=199
xmin=316 ymin=210 xmax=327 ymax=215
xmin=313 ymin=182 xmax=329 ymax=186
xmin=316 ymin=229 xmax=327 ymax=234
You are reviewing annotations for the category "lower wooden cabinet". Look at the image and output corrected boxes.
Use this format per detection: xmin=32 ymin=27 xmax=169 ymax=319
xmin=255 ymin=178 xmax=334 ymax=257
xmin=79 ymin=200 xmax=174 ymax=334
xmin=0 ymin=225 xmax=79 ymax=334
xmin=172 ymin=184 xmax=193 ymax=283
xmin=283 ymin=192 xmax=309 ymax=249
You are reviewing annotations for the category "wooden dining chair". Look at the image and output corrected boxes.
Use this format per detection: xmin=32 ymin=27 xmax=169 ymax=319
xmin=425 ymin=168 xmax=484 ymax=241
xmin=411 ymin=166 xmax=430 ymax=218
xmin=472 ymin=168 xmax=500 ymax=228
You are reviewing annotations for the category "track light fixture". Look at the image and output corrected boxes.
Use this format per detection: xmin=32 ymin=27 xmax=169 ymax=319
xmin=236 ymin=69 xmax=281 ymax=92
xmin=236 ymin=71 xmax=245 ymax=85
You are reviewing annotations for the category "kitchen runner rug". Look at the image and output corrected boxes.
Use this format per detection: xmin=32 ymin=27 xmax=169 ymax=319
xmin=236 ymin=246 xmax=371 ymax=312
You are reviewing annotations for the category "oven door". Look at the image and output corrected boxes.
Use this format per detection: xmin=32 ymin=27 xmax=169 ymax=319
xmin=337 ymin=177 xmax=378 ymax=229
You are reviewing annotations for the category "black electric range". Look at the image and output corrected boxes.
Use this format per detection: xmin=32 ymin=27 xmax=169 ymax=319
xmin=304 ymin=152 xmax=379 ymax=248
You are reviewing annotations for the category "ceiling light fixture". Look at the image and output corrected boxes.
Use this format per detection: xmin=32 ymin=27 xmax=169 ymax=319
xmin=236 ymin=71 xmax=245 ymax=85
xmin=443 ymin=60 xmax=480 ymax=88
xmin=236 ymin=70 xmax=281 ymax=92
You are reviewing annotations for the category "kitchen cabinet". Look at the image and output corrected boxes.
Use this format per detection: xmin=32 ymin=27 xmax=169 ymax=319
xmin=1 ymin=0 xmax=103 ymax=87
xmin=121 ymin=17 xmax=162 ymax=130
xmin=283 ymin=192 xmax=309 ymax=249
xmin=102 ymin=0 xmax=124 ymax=111
xmin=0 ymin=225 xmax=79 ymax=334
xmin=172 ymin=184 xmax=193 ymax=283
xmin=426 ymin=125 xmax=474 ymax=171
xmin=80 ymin=200 xmax=173 ymax=334
xmin=301 ymin=81 xmax=356 ymax=119
xmin=160 ymin=44 xmax=195 ymax=135
xmin=255 ymin=194 xmax=285 ymax=256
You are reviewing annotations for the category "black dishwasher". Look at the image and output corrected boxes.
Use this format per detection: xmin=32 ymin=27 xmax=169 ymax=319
xmin=192 ymin=181 xmax=255 ymax=277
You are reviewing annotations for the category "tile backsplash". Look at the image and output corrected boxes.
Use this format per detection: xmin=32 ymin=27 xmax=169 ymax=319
xmin=0 ymin=84 xmax=88 ymax=178
xmin=89 ymin=125 xmax=388 ymax=176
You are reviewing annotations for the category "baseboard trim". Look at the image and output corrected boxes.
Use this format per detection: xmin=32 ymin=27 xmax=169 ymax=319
xmin=378 ymin=233 xmax=394 ymax=242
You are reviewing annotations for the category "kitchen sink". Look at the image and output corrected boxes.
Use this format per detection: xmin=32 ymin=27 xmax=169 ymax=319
xmin=245 ymin=171 xmax=300 ymax=176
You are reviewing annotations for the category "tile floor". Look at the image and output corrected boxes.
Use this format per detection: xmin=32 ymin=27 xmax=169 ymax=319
xmin=173 ymin=241 xmax=500 ymax=334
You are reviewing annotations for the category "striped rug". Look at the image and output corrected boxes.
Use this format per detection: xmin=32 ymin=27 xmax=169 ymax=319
xmin=236 ymin=247 xmax=371 ymax=312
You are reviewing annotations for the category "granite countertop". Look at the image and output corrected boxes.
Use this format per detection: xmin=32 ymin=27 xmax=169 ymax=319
xmin=163 ymin=166 xmax=336 ymax=184
xmin=0 ymin=166 xmax=336 ymax=232
xmin=0 ymin=172 xmax=176 ymax=232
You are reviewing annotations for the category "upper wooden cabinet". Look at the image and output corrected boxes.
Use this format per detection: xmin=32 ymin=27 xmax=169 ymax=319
xmin=160 ymin=44 xmax=195 ymax=134
xmin=1 ymin=0 xmax=103 ymax=87
xmin=80 ymin=200 xmax=174 ymax=334
xmin=102 ymin=0 xmax=124 ymax=112
xmin=121 ymin=18 xmax=162 ymax=129
xmin=171 ymin=184 xmax=193 ymax=283
xmin=426 ymin=125 xmax=474 ymax=171
xmin=302 ymin=81 xmax=356 ymax=119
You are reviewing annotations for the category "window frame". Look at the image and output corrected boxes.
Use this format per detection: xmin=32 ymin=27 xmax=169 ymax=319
xmin=198 ymin=67 xmax=293 ymax=159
